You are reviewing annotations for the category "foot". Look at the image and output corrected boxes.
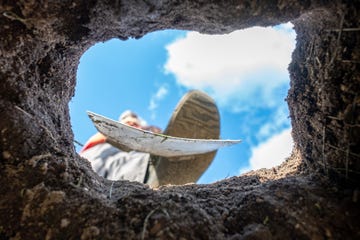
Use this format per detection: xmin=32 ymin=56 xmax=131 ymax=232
xmin=145 ymin=90 xmax=220 ymax=187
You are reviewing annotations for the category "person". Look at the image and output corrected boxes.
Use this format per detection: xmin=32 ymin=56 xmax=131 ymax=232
xmin=80 ymin=90 xmax=220 ymax=187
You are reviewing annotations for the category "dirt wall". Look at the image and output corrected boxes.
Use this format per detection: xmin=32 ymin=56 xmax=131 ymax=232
xmin=0 ymin=0 xmax=359 ymax=239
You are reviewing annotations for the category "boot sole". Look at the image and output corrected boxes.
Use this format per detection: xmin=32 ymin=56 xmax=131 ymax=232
xmin=147 ymin=90 xmax=220 ymax=186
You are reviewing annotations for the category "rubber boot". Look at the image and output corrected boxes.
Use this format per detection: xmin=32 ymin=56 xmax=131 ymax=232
xmin=145 ymin=90 xmax=220 ymax=187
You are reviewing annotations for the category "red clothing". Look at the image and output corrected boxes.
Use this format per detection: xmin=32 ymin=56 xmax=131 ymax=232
xmin=80 ymin=132 xmax=106 ymax=153
xmin=80 ymin=120 xmax=160 ymax=153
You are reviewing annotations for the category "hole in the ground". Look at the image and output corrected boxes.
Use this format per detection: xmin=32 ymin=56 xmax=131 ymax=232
xmin=70 ymin=23 xmax=296 ymax=185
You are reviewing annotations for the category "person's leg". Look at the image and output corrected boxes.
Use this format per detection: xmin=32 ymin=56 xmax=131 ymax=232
xmin=82 ymin=143 xmax=149 ymax=182
xmin=145 ymin=90 xmax=220 ymax=187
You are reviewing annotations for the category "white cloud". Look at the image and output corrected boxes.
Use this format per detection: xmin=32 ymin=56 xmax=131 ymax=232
xmin=241 ymin=128 xmax=293 ymax=174
xmin=256 ymin=105 xmax=290 ymax=141
xmin=164 ymin=24 xmax=296 ymax=111
xmin=148 ymin=85 xmax=169 ymax=119
xmin=276 ymin=22 xmax=295 ymax=32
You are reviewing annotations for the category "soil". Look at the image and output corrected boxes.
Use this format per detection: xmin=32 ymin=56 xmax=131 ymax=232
xmin=0 ymin=0 xmax=359 ymax=239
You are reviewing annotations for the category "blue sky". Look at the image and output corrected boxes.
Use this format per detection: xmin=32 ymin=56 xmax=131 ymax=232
xmin=70 ymin=24 xmax=296 ymax=184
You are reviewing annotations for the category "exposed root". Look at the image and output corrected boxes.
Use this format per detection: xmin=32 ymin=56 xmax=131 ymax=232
xmin=326 ymin=27 xmax=360 ymax=32
xmin=141 ymin=207 xmax=170 ymax=240
xmin=109 ymin=182 xmax=114 ymax=199
xmin=27 ymin=153 xmax=52 ymax=167
xmin=15 ymin=105 xmax=57 ymax=144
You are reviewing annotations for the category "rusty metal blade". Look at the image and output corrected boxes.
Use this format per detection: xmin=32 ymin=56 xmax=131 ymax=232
xmin=87 ymin=111 xmax=241 ymax=157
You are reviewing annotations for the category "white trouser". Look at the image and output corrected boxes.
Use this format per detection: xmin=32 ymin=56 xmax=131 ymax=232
xmin=80 ymin=143 xmax=150 ymax=183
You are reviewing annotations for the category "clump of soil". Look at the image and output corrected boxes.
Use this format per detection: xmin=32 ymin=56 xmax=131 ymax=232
xmin=0 ymin=1 xmax=359 ymax=239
